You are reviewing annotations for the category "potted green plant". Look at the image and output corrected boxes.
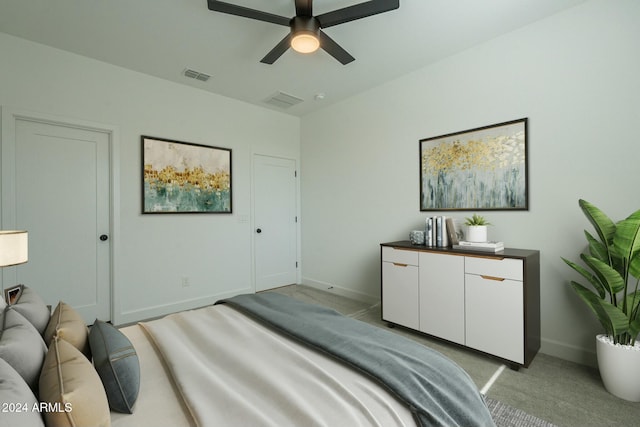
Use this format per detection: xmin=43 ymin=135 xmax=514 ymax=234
xmin=464 ymin=214 xmax=491 ymax=242
xmin=562 ymin=199 xmax=640 ymax=401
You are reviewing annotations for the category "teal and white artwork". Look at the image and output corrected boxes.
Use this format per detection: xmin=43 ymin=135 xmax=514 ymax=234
xmin=420 ymin=118 xmax=528 ymax=211
xmin=142 ymin=136 xmax=232 ymax=213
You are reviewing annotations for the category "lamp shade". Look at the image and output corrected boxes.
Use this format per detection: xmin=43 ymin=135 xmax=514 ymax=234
xmin=291 ymin=33 xmax=320 ymax=53
xmin=290 ymin=16 xmax=320 ymax=54
xmin=0 ymin=230 xmax=28 ymax=267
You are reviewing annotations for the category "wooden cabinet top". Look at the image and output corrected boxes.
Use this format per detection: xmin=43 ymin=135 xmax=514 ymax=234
xmin=381 ymin=240 xmax=539 ymax=260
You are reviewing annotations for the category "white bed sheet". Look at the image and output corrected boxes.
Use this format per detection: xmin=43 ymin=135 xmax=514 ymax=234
xmin=140 ymin=304 xmax=417 ymax=427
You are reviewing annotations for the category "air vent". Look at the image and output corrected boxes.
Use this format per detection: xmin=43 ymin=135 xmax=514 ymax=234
xmin=263 ymin=92 xmax=304 ymax=109
xmin=183 ymin=68 xmax=211 ymax=82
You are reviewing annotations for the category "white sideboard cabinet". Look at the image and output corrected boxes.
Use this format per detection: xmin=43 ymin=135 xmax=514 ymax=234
xmin=380 ymin=241 xmax=540 ymax=368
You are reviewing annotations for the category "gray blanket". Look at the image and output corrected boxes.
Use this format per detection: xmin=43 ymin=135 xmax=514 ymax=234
xmin=218 ymin=293 xmax=496 ymax=427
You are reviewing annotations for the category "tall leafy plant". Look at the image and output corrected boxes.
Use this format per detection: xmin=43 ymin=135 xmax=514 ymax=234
xmin=562 ymin=199 xmax=640 ymax=345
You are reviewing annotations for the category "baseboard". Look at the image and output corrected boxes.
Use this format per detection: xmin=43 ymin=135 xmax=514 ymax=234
xmin=301 ymin=278 xmax=379 ymax=305
xmin=540 ymin=337 xmax=597 ymax=367
xmin=114 ymin=286 xmax=253 ymax=326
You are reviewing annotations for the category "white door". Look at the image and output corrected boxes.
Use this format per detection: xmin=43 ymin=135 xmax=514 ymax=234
xmin=5 ymin=117 xmax=111 ymax=323
xmin=253 ymin=155 xmax=297 ymax=291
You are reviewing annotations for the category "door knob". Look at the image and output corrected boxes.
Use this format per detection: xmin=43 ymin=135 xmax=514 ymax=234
xmin=256 ymin=228 xmax=262 ymax=234
xmin=99 ymin=234 xmax=109 ymax=241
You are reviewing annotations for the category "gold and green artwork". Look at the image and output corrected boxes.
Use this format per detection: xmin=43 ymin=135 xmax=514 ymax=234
xmin=142 ymin=136 xmax=231 ymax=213
xmin=420 ymin=118 xmax=528 ymax=211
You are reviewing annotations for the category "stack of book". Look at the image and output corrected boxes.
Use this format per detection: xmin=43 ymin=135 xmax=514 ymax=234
xmin=452 ymin=241 xmax=505 ymax=252
xmin=424 ymin=216 xmax=459 ymax=248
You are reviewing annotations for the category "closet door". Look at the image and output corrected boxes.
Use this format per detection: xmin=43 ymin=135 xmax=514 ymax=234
xmin=2 ymin=114 xmax=112 ymax=323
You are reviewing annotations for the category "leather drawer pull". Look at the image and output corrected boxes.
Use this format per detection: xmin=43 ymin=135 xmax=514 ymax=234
xmin=393 ymin=263 xmax=408 ymax=267
xmin=481 ymin=275 xmax=505 ymax=281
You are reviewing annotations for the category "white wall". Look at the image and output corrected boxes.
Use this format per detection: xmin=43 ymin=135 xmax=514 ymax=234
xmin=300 ymin=0 xmax=640 ymax=365
xmin=0 ymin=33 xmax=300 ymax=325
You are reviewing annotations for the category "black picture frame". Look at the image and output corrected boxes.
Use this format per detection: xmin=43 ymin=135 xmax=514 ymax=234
xmin=142 ymin=136 xmax=232 ymax=213
xmin=420 ymin=118 xmax=528 ymax=211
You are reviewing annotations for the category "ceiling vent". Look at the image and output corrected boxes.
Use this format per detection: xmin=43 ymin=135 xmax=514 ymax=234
xmin=183 ymin=68 xmax=211 ymax=82
xmin=263 ymin=92 xmax=304 ymax=109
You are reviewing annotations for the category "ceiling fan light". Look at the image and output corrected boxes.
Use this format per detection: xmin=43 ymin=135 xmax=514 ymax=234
xmin=291 ymin=33 xmax=319 ymax=54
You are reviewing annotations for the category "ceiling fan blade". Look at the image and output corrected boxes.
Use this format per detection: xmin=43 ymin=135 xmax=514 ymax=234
xmin=207 ymin=0 xmax=290 ymax=26
xmin=295 ymin=0 xmax=312 ymax=17
xmin=319 ymin=31 xmax=355 ymax=65
xmin=316 ymin=0 xmax=399 ymax=28
xmin=260 ymin=34 xmax=292 ymax=64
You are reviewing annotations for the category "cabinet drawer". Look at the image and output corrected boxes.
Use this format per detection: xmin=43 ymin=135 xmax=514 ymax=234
xmin=465 ymin=256 xmax=523 ymax=281
xmin=382 ymin=247 xmax=419 ymax=266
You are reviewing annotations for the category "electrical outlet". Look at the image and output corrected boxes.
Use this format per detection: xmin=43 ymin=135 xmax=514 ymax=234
xmin=181 ymin=276 xmax=190 ymax=287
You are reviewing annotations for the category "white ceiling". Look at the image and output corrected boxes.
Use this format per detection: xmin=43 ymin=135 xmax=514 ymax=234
xmin=0 ymin=0 xmax=586 ymax=116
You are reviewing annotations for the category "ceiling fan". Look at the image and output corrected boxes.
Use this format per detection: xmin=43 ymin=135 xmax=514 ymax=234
xmin=207 ymin=0 xmax=400 ymax=65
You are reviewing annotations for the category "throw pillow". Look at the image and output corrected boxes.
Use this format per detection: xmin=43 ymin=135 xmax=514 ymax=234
xmin=89 ymin=319 xmax=140 ymax=413
xmin=39 ymin=336 xmax=110 ymax=427
xmin=0 ymin=306 xmax=47 ymax=391
xmin=0 ymin=357 xmax=45 ymax=427
xmin=44 ymin=302 xmax=90 ymax=358
xmin=11 ymin=285 xmax=50 ymax=335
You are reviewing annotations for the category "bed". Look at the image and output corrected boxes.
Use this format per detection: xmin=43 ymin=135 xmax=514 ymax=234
xmin=1 ymin=287 xmax=496 ymax=427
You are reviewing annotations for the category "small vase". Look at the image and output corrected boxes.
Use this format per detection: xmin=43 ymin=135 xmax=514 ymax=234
xmin=466 ymin=225 xmax=487 ymax=242
xmin=596 ymin=334 xmax=640 ymax=402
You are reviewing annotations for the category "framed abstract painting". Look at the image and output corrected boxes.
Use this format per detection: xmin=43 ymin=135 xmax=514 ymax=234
xmin=142 ymin=136 xmax=232 ymax=213
xmin=419 ymin=118 xmax=528 ymax=211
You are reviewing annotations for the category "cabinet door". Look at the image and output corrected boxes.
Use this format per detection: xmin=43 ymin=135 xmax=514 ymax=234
xmin=465 ymin=274 xmax=524 ymax=363
xmin=419 ymin=252 xmax=465 ymax=344
xmin=382 ymin=261 xmax=419 ymax=330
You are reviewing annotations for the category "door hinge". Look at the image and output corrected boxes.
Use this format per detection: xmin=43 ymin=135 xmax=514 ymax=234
xmin=295 ymin=216 xmax=298 ymax=223
xmin=296 ymin=261 xmax=299 ymax=268
xmin=294 ymin=170 xmax=297 ymax=177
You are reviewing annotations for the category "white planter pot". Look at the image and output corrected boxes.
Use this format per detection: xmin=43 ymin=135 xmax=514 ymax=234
xmin=596 ymin=334 xmax=640 ymax=402
xmin=466 ymin=225 xmax=487 ymax=243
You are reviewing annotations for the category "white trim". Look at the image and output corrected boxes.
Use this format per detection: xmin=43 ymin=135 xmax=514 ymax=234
xmin=541 ymin=337 xmax=597 ymax=367
xmin=116 ymin=287 xmax=253 ymax=326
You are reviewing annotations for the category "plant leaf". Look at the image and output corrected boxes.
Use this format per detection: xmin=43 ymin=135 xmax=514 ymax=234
xmin=629 ymin=318 xmax=640 ymax=344
xmin=624 ymin=290 xmax=640 ymax=318
xmin=613 ymin=212 xmax=640 ymax=279
xmin=631 ymin=252 xmax=640 ymax=283
xmin=562 ymin=257 xmax=606 ymax=299
xmin=585 ymin=230 xmax=608 ymax=262
xmin=571 ymin=282 xmax=629 ymax=336
xmin=581 ymin=254 xmax=625 ymax=297
xmin=464 ymin=213 xmax=490 ymax=226
xmin=579 ymin=199 xmax=616 ymax=249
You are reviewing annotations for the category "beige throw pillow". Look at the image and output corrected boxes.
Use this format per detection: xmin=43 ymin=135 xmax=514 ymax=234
xmin=44 ymin=301 xmax=90 ymax=358
xmin=39 ymin=336 xmax=110 ymax=427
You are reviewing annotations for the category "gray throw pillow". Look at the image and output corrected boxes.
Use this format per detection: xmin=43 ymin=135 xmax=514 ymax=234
xmin=89 ymin=319 xmax=140 ymax=413
xmin=0 ymin=358 xmax=45 ymax=427
xmin=0 ymin=306 xmax=47 ymax=391
xmin=11 ymin=285 xmax=50 ymax=335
